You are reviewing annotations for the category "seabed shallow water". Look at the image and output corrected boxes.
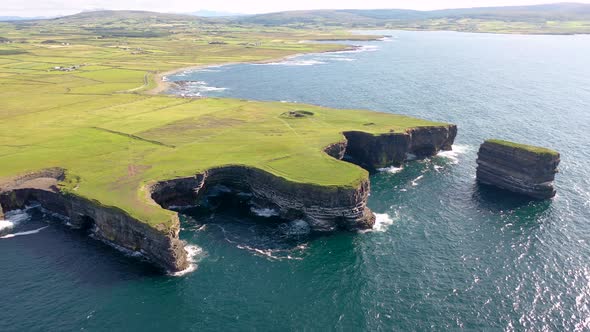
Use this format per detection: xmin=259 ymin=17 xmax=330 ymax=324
xmin=1 ymin=30 xmax=590 ymax=331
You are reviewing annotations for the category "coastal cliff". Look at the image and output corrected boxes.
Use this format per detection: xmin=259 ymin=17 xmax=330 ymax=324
xmin=342 ymin=125 xmax=458 ymax=170
xmin=0 ymin=169 xmax=189 ymax=272
xmin=476 ymin=140 xmax=560 ymax=199
xmin=0 ymin=123 xmax=456 ymax=272
xmin=151 ymin=166 xmax=374 ymax=231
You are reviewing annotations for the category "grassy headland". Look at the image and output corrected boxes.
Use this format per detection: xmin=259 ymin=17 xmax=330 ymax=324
xmin=0 ymin=11 xmax=446 ymax=230
xmin=485 ymin=139 xmax=559 ymax=157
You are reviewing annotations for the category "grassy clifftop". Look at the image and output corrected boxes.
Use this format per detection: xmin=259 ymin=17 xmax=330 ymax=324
xmin=486 ymin=139 xmax=559 ymax=157
xmin=0 ymin=14 xmax=447 ymax=230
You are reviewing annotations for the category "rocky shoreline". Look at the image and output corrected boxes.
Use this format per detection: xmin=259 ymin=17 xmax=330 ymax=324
xmin=0 ymin=168 xmax=189 ymax=272
xmin=0 ymin=124 xmax=457 ymax=273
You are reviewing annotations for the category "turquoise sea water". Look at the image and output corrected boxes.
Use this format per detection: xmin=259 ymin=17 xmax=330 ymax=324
xmin=2 ymin=31 xmax=590 ymax=331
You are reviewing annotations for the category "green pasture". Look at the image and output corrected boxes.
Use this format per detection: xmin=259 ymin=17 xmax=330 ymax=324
xmin=0 ymin=15 xmax=447 ymax=231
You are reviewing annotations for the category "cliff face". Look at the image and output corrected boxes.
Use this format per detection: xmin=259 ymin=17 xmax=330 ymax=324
xmin=476 ymin=141 xmax=560 ymax=199
xmin=150 ymin=166 xmax=374 ymax=231
xmin=0 ymin=169 xmax=188 ymax=272
xmin=0 ymin=123 xmax=457 ymax=273
xmin=343 ymin=125 xmax=457 ymax=170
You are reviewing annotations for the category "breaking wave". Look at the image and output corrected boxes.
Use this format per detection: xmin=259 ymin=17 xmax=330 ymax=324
xmin=236 ymin=243 xmax=307 ymax=261
xmin=170 ymin=245 xmax=205 ymax=277
xmin=436 ymin=144 xmax=471 ymax=164
xmin=1 ymin=226 xmax=48 ymax=239
xmin=411 ymin=175 xmax=425 ymax=186
xmin=378 ymin=165 xmax=403 ymax=174
xmin=262 ymin=58 xmax=327 ymax=66
xmin=176 ymin=80 xmax=227 ymax=97
xmin=360 ymin=212 xmax=396 ymax=233
xmin=0 ymin=219 xmax=15 ymax=232
xmin=335 ymin=45 xmax=380 ymax=54
xmin=0 ymin=207 xmax=34 ymax=233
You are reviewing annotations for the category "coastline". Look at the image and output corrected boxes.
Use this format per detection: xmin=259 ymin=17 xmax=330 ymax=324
xmin=145 ymin=44 xmax=364 ymax=96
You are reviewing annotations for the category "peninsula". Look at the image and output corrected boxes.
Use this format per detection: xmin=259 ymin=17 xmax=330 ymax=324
xmin=0 ymin=11 xmax=456 ymax=272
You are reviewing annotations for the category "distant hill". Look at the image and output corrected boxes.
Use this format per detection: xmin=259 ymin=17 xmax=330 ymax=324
xmin=0 ymin=16 xmax=50 ymax=21
xmin=12 ymin=10 xmax=213 ymax=39
xmin=189 ymin=10 xmax=244 ymax=17
xmin=6 ymin=4 xmax=590 ymax=35
xmin=234 ymin=3 xmax=590 ymax=26
xmin=48 ymin=10 xmax=201 ymax=23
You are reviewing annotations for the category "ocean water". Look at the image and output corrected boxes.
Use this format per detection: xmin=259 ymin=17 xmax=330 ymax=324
xmin=2 ymin=31 xmax=590 ymax=331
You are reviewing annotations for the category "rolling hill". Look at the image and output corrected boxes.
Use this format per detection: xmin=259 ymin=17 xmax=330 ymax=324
xmin=231 ymin=3 xmax=590 ymax=33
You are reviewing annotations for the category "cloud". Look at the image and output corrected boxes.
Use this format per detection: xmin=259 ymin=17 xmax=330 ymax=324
xmin=3 ymin=0 xmax=590 ymax=17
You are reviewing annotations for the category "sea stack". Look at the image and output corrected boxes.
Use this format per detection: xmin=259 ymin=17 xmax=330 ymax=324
xmin=476 ymin=139 xmax=560 ymax=199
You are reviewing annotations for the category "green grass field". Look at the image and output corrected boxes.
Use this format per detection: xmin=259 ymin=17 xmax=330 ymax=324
xmin=0 ymin=14 xmax=447 ymax=231
xmin=486 ymin=139 xmax=559 ymax=156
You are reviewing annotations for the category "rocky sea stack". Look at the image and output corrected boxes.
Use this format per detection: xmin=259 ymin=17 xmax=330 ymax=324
xmin=476 ymin=139 xmax=560 ymax=199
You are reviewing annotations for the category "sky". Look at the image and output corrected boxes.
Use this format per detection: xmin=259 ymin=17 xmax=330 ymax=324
xmin=2 ymin=0 xmax=590 ymax=17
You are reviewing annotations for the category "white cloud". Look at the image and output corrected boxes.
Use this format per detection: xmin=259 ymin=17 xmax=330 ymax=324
xmin=2 ymin=0 xmax=590 ymax=17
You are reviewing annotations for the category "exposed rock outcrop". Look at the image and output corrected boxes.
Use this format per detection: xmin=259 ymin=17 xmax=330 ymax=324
xmin=476 ymin=140 xmax=560 ymax=199
xmin=150 ymin=166 xmax=374 ymax=232
xmin=0 ymin=169 xmax=188 ymax=272
xmin=323 ymin=140 xmax=348 ymax=160
xmin=0 ymin=123 xmax=457 ymax=273
xmin=343 ymin=125 xmax=457 ymax=170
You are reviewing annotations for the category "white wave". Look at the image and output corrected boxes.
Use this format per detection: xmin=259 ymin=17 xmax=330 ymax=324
xmin=436 ymin=144 xmax=470 ymax=164
xmin=360 ymin=213 xmax=395 ymax=233
xmin=332 ymin=57 xmax=355 ymax=62
xmin=406 ymin=153 xmax=417 ymax=161
xmin=335 ymin=45 xmax=380 ymax=54
xmin=279 ymin=219 xmax=311 ymax=236
xmin=236 ymin=244 xmax=305 ymax=261
xmin=0 ymin=209 xmax=32 ymax=232
xmin=250 ymin=207 xmax=279 ymax=218
xmin=199 ymin=86 xmax=227 ymax=92
xmin=379 ymin=37 xmax=395 ymax=42
xmin=411 ymin=175 xmax=424 ymax=186
xmin=187 ymin=81 xmax=227 ymax=91
xmin=378 ymin=165 xmax=403 ymax=174
xmin=177 ymin=80 xmax=227 ymax=95
xmin=0 ymin=219 xmax=15 ymax=232
xmin=373 ymin=213 xmax=395 ymax=232
xmin=1 ymin=226 xmax=48 ymax=239
xmin=170 ymin=244 xmax=204 ymax=277
xmin=264 ymin=59 xmax=327 ymax=66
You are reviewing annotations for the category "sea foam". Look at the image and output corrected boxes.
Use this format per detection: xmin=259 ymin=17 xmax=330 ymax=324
xmin=436 ymin=144 xmax=470 ymax=164
xmin=0 ymin=209 xmax=32 ymax=233
xmin=360 ymin=213 xmax=396 ymax=233
xmin=170 ymin=245 xmax=204 ymax=277
xmin=1 ymin=226 xmax=48 ymax=239
xmin=263 ymin=59 xmax=327 ymax=66
xmin=378 ymin=165 xmax=403 ymax=174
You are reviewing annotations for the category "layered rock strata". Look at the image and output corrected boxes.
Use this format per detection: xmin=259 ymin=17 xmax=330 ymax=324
xmin=476 ymin=140 xmax=560 ymax=199
xmin=342 ymin=125 xmax=458 ymax=170
xmin=0 ymin=168 xmax=189 ymax=272
xmin=0 ymin=124 xmax=457 ymax=272
xmin=151 ymin=166 xmax=374 ymax=232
